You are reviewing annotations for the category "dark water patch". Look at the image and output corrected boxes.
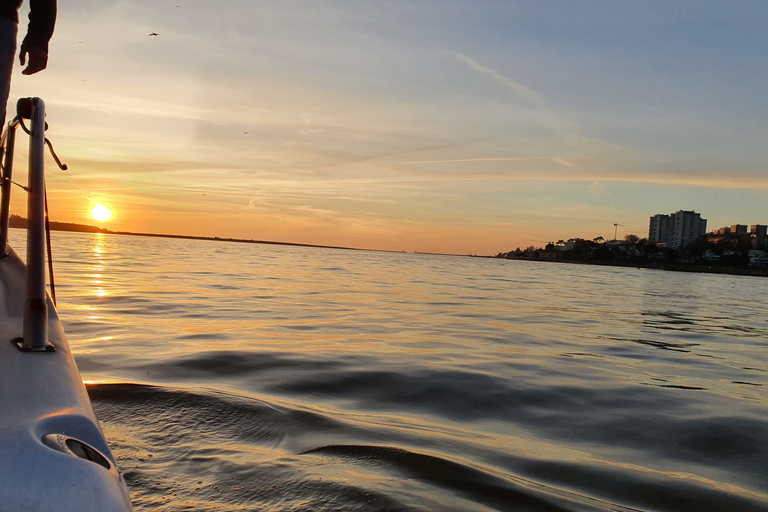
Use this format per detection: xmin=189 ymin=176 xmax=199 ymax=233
xmin=87 ymin=385 xmax=415 ymax=511
xmin=283 ymin=324 xmax=322 ymax=331
xmin=456 ymin=295 xmax=493 ymax=301
xmin=451 ymin=313 xmax=498 ymax=321
xmin=641 ymin=311 xmax=696 ymax=325
xmin=98 ymin=347 xmax=768 ymax=485
xmin=123 ymin=461 xmax=411 ymax=512
xmin=270 ymin=366 xmax=684 ymax=427
xmin=207 ymin=283 xmax=241 ymax=290
xmin=675 ymin=416 xmax=768 ymax=465
xmin=602 ymin=336 xmax=698 ymax=352
xmin=650 ymin=383 xmax=706 ymax=390
xmin=87 ymin=383 xmax=287 ymax=448
xmin=721 ymin=324 xmax=768 ymax=337
xmin=174 ymin=333 xmax=230 ymax=341
xmin=560 ymin=352 xmax=605 ymax=359
xmin=272 ymin=367 xmax=524 ymax=421
xmin=694 ymin=352 xmax=726 ymax=360
xmin=266 ymin=362 xmax=768 ymax=485
xmin=177 ymin=313 xmax=215 ymax=319
xmin=552 ymin=413 xmax=768 ymax=486
xmin=304 ymin=445 xmax=578 ymax=512
xmin=143 ymin=351 xmax=344 ymax=380
xmin=521 ymin=458 xmax=767 ymax=512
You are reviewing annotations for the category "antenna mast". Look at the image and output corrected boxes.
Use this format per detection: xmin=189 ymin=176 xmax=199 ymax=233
xmin=613 ymin=223 xmax=625 ymax=241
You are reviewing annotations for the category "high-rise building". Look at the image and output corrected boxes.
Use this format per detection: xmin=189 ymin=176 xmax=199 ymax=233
xmin=731 ymin=224 xmax=748 ymax=234
xmin=649 ymin=214 xmax=674 ymax=246
xmin=649 ymin=210 xmax=707 ymax=249
xmin=750 ymin=225 xmax=767 ymax=237
xmin=673 ymin=211 xmax=707 ymax=249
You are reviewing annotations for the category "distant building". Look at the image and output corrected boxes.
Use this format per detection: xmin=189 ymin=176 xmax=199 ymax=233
xmin=673 ymin=211 xmax=707 ymax=249
xmin=731 ymin=224 xmax=748 ymax=234
xmin=649 ymin=210 xmax=707 ymax=249
xmin=751 ymin=225 xmax=768 ymax=237
xmin=649 ymin=214 xmax=675 ymax=247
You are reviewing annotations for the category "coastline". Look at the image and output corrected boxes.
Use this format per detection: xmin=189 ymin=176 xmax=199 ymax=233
xmin=8 ymin=215 xmax=360 ymax=252
xmin=498 ymin=255 xmax=768 ymax=278
xmin=9 ymin=215 xmax=766 ymax=277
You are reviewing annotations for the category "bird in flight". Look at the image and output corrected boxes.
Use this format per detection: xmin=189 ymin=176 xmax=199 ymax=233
xmin=149 ymin=32 xmax=159 ymax=37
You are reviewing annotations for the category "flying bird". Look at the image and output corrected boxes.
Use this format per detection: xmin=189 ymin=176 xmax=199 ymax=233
xmin=149 ymin=32 xmax=159 ymax=37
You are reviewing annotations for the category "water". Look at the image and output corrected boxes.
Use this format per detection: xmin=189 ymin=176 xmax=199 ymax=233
xmin=8 ymin=229 xmax=768 ymax=511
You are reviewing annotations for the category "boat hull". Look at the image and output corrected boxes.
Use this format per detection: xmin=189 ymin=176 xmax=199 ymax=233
xmin=0 ymin=246 xmax=133 ymax=511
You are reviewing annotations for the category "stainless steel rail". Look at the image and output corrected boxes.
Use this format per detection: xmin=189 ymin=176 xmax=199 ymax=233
xmin=23 ymin=98 xmax=49 ymax=351
xmin=0 ymin=115 xmax=20 ymax=255
xmin=1 ymin=97 xmax=51 ymax=351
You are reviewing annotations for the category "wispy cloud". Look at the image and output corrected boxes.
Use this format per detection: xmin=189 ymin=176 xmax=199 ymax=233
xmin=455 ymin=53 xmax=546 ymax=106
xmin=394 ymin=156 xmax=574 ymax=168
xmin=552 ymin=157 xmax=575 ymax=169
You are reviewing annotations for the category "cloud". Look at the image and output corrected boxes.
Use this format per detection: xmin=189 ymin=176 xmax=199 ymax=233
xmin=552 ymin=157 xmax=575 ymax=169
xmin=454 ymin=53 xmax=546 ymax=106
xmin=394 ymin=156 xmax=575 ymax=168
xmin=590 ymin=180 xmax=609 ymax=198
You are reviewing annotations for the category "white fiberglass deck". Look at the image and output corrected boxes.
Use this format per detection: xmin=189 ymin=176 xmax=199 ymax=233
xmin=0 ymin=249 xmax=133 ymax=511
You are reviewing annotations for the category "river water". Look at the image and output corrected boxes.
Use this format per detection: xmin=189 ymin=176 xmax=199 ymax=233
xmin=8 ymin=229 xmax=768 ymax=511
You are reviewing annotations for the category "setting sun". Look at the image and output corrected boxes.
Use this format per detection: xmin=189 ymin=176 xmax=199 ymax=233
xmin=90 ymin=203 xmax=114 ymax=222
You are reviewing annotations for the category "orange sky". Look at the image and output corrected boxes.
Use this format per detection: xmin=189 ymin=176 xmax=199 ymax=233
xmin=7 ymin=1 xmax=768 ymax=254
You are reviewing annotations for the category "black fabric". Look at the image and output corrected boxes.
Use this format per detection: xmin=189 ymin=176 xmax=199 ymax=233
xmin=0 ymin=0 xmax=55 ymax=53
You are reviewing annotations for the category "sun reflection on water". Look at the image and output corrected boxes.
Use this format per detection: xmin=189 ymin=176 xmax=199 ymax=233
xmin=8 ymin=229 xmax=765 ymax=511
xmin=91 ymin=234 xmax=108 ymax=298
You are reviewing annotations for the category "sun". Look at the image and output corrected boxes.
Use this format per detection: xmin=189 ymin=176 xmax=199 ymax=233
xmin=90 ymin=203 xmax=114 ymax=222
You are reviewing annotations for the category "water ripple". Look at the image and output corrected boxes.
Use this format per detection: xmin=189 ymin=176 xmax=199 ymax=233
xmin=7 ymin=229 xmax=766 ymax=511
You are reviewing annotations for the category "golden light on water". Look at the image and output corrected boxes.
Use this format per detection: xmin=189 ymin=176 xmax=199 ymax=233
xmin=90 ymin=203 xmax=114 ymax=222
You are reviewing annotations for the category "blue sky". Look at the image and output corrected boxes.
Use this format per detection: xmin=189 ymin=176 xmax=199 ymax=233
xmin=9 ymin=1 xmax=768 ymax=253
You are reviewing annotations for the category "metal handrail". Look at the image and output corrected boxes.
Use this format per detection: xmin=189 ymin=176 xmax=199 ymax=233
xmin=23 ymin=98 xmax=49 ymax=351
xmin=0 ymin=97 xmax=51 ymax=351
xmin=0 ymin=115 xmax=20 ymax=255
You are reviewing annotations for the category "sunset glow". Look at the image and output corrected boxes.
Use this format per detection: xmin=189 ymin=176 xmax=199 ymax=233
xmin=8 ymin=1 xmax=767 ymax=254
xmin=90 ymin=204 xmax=113 ymax=222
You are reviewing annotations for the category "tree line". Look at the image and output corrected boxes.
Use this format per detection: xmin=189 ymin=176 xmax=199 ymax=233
xmin=496 ymin=233 xmax=766 ymax=269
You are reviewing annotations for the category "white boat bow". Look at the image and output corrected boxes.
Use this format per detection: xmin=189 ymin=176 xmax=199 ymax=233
xmin=0 ymin=98 xmax=133 ymax=511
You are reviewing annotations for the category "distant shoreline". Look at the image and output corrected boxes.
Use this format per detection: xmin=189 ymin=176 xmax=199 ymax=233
xmin=8 ymin=215 xmax=361 ymax=252
xmin=503 ymin=256 xmax=768 ymax=278
xmin=8 ymin=215 xmax=471 ymax=257
xmin=9 ymin=216 xmax=767 ymax=277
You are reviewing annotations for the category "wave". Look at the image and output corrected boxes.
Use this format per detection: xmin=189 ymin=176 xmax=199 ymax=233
xmin=87 ymin=383 xmax=768 ymax=512
xmin=133 ymin=350 xmax=768 ymax=480
xmin=303 ymin=445 xmax=583 ymax=512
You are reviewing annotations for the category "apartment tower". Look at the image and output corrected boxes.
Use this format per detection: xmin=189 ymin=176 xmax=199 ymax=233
xmin=649 ymin=210 xmax=707 ymax=249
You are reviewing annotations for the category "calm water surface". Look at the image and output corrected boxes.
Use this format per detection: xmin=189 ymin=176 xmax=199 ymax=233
xmin=9 ymin=229 xmax=768 ymax=511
